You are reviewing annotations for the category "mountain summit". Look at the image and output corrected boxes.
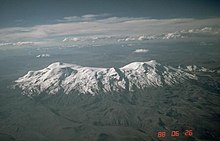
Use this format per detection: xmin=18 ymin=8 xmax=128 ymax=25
xmin=15 ymin=60 xmax=197 ymax=96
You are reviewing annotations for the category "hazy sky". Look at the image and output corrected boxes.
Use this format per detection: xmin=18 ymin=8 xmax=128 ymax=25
xmin=0 ymin=0 xmax=220 ymax=27
xmin=0 ymin=0 xmax=220 ymax=48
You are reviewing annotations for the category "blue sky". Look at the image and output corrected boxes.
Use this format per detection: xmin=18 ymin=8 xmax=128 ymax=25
xmin=0 ymin=0 xmax=220 ymax=48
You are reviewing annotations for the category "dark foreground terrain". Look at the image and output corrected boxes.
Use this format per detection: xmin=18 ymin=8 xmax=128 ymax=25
xmin=0 ymin=42 xmax=220 ymax=141
xmin=0 ymin=81 xmax=220 ymax=141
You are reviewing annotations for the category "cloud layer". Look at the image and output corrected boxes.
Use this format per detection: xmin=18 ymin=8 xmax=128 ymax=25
xmin=0 ymin=14 xmax=220 ymax=48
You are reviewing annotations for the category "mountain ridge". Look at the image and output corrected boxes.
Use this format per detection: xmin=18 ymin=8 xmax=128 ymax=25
xmin=14 ymin=60 xmax=198 ymax=97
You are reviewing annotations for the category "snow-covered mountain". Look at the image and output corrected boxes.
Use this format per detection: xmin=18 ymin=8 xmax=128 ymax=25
xmin=14 ymin=60 xmax=197 ymax=96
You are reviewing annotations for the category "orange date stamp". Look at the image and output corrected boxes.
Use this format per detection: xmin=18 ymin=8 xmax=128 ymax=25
xmin=157 ymin=129 xmax=193 ymax=138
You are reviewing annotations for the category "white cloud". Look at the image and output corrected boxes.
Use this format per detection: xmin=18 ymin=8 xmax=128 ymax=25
xmin=138 ymin=35 xmax=158 ymax=40
xmin=134 ymin=49 xmax=149 ymax=53
xmin=62 ymin=35 xmax=121 ymax=43
xmin=36 ymin=54 xmax=50 ymax=58
xmin=15 ymin=41 xmax=35 ymax=46
xmin=63 ymin=37 xmax=80 ymax=42
xmin=58 ymin=14 xmax=110 ymax=22
xmin=180 ymin=27 xmax=220 ymax=34
xmin=162 ymin=32 xmax=183 ymax=40
xmin=0 ymin=41 xmax=36 ymax=47
xmin=125 ymin=37 xmax=136 ymax=41
xmin=138 ymin=35 xmax=146 ymax=41
xmin=0 ymin=43 xmax=13 ymax=46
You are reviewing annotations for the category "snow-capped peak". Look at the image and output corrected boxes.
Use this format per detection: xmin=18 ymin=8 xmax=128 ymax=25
xmin=122 ymin=60 xmax=158 ymax=70
xmin=14 ymin=60 xmax=197 ymax=97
